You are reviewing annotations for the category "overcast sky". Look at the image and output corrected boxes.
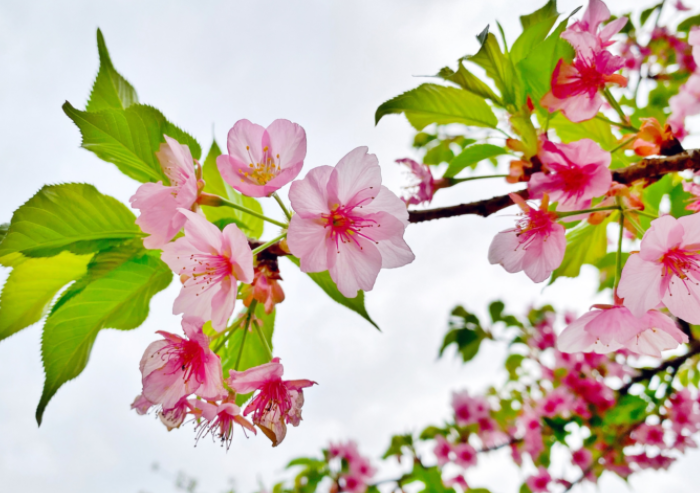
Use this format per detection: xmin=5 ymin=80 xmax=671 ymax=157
xmin=1 ymin=0 xmax=699 ymax=492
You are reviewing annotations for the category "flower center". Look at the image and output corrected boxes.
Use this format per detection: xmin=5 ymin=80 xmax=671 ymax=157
xmin=162 ymin=339 xmax=206 ymax=384
xmin=321 ymin=204 xmax=378 ymax=252
xmin=181 ymin=254 xmax=234 ymax=295
xmin=660 ymin=247 xmax=700 ymax=281
xmin=574 ymin=58 xmax=607 ymax=95
xmin=515 ymin=209 xmax=556 ymax=248
xmin=240 ymin=145 xmax=280 ymax=185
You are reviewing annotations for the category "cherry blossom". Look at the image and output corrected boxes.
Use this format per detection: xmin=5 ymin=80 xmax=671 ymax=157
xmin=529 ymin=139 xmax=612 ymax=213
xmin=557 ymin=304 xmax=687 ymax=357
xmin=216 ymin=119 xmax=306 ymax=198
xmin=241 ymin=252 xmax=285 ymax=314
xmin=190 ymin=398 xmax=256 ymax=449
xmin=139 ymin=317 xmax=226 ymax=411
xmin=453 ymin=443 xmax=478 ymax=469
xmin=565 ymin=0 xmax=628 ymax=50
xmin=526 ymin=466 xmax=552 ymax=493
xmin=618 ymin=214 xmax=700 ymax=324
xmin=541 ymin=41 xmax=627 ymax=122
xmin=130 ymin=394 xmax=153 ymax=415
xmin=226 ymin=357 xmax=316 ymax=447
xmin=488 ymin=193 xmax=566 ymax=283
xmin=287 ymin=146 xmax=415 ymax=298
xmin=161 ymin=209 xmax=254 ymax=331
xmin=395 ymin=158 xmax=449 ymax=206
xmin=434 ymin=435 xmax=452 ymax=466
xmin=683 ymin=182 xmax=700 ymax=212
xmin=130 ymin=135 xmax=203 ymax=249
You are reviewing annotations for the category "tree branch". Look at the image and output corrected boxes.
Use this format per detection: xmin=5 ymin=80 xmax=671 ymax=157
xmin=618 ymin=340 xmax=700 ymax=396
xmin=408 ymin=149 xmax=700 ymax=223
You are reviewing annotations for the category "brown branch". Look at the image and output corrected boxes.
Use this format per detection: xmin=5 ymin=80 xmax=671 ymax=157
xmin=618 ymin=340 xmax=700 ymax=396
xmin=408 ymin=149 xmax=700 ymax=224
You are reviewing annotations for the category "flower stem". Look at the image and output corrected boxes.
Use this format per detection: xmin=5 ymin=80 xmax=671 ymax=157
xmin=602 ymin=88 xmax=636 ymax=130
xmin=253 ymin=320 xmax=273 ymax=361
xmin=556 ymin=205 xmax=620 ymax=218
xmin=614 ymin=206 xmax=625 ymax=294
xmin=627 ymin=208 xmax=658 ymax=220
xmin=251 ymin=233 xmax=287 ymax=255
xmin=199 ymin=193 xmax=288 ymax=228
xmin=609 ymin=136 xmax=637 ymax=154
xmin=449 ymin=174 xmax=508 ymax=184
xmin=235 ymin=302 xmax=257 ymax=371
xmin=595 ymin=114 xmax=638 ymax=132
xmin=272 ymin=192 xmax=292 ymax=221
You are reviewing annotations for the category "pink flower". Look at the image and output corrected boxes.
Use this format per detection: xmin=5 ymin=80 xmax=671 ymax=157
xmin=226 ymin=357 xmax=316 ymax=447
xmin=668 ymin=70 xmax=700 ymax=137
xmin=161 ymin=209 xmax=254 ymax=331
xmin=453 ymin=443 xmax=478 ymax=469
xmin=434 ymin=435 xmax=453 ymax=466
xmin=488 ymin=194 xmax=566 ymax=283
xmin=565 ymin=0 xmax=628 ymax=49
xmin=444 ymin=475 xmax=469 ymax=491
xmin=242 ymin=255 xmax=285 ymax=314
xmin=572 ymin=448 xmax=593 ymax=470
xmin=674 ymin=0 xmax=691 ymax=11
xmin=452 ymin=390 xmax=489 ymax=426
xmin=633 ymin=424 xmax=666 ymax=448
xmin=190 ymin=399 xmax=256 ymax=449
xmin=537 ymin=388 xmax=574 ymax=417
xmin=159 ymin=397 xmax=190 ymax=431
xmin=287 ymin=147 xmax=415 ymax=298
xmin=130 ymin=394 xmax=154 ymax=415
xmin=521 ymin=412 xmax=544 ymax=459
xmin=216 ymin=119 xmax=306 ymax=198
xmin=618 ymin=214 xmax=700 ymax=324
xmin=139 ymin=317 xmax=226 ymax=411
xmin=526 ymin=466 xmax=552 ymax=493
xmin=541 ymin=43 xmax=627 ymax=122
xmin=130 ymin=136 xmax=203 ymax=249
xmin=530 ymin=139 xmax=612 ymax=213
xmin=395 ymin=158 xmax=449 ymax=206
xmin=557 ymin=304 xmax=687 ymax=357
xmin=330 ymin=441 xmax=375 ymax=492
xmin=683 ymin=182 xmax=700 ymax=212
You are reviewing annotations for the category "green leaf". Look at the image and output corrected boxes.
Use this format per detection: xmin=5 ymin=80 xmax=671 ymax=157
xmin=547 ymin=113 xmax=618 ymax=150
xmin=505 ymin=353 xmax=525 ymax=380
xmin=220 ymin=303 xmax=275 ymax=375
xmin=445 ymin=144 xmax=507 ymax=178
xmin=63 ymin=102 xmax=201 ymax=183
xmin=678 ymin=14 xmax=700 ymax=32
xmin=489 ymin=300 xmax=524 ymax=327
xmin=403 ymin=464 xmax=455 ymax=493
xmin=375 ymin=83 xmax=497 ymax=130
xmin=419 ymin=426 xmax=446 ymax=440
xmin=0 ymin=183 xmax=142 ymax=258
xmin=512 ymin=3 xmax=559 ymax=64
xmin=437 ymin=63 xmax=504 ymax=106
xmin=640 ymin=3 xmax=662 ymax=26
xmin=517 ymin=18 xmax=574 ymax=105
xmin=37 ymin=254 xmax=172 ymax=424
xmin=423 ymin=141 xmax=454 ymax=165
xmin=50 ymin=240 xmax=146 ymax=314
xmin=550 ymin=219 xmax=610 ymax=283
xmin=201 ymin=140 xmax=264 ymax=238
xmin=603 ymin=394 xmax=647 ymax=426
xmin=382 ymin=433 xmax=414 ymax=459
xmin=0 ymin=252 xmax=92 ymax=342
xmin=286 ymin=256 xmax=379 ymax=330
xmin=440 ymin=306 xmax=485 ymax=362
xmin=468 ymin=30 xmax=519 ymax=106
xmin=520 ymin=0 xmax=558 ymax=29
xmin=86 ymin=29 xmax=139 ymax=112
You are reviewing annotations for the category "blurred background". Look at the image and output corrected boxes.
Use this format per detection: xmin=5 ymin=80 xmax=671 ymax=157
xmin=1 ymin=0 xmax=699 ymax=491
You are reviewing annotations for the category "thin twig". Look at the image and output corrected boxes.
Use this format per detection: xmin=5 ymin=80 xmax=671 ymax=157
xmin=408 ymin=149 xmax=700 ymax=223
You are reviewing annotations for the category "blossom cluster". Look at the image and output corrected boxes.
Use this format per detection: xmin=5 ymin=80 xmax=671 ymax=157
xmin=128 ymin=120 xmax=414 ymax=445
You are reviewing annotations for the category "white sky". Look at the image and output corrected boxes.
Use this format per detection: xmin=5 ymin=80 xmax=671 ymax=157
xmin=1 ymin=0 xmax=698 ymax=492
